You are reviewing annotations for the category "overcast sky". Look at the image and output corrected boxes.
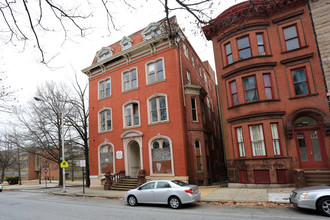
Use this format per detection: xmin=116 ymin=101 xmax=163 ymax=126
xmin=0 ymin=0 xmax=245 ymax=129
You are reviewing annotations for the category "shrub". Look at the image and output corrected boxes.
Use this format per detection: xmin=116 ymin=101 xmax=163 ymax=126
xmin=6 ymin=176 xmax=19 ymax=185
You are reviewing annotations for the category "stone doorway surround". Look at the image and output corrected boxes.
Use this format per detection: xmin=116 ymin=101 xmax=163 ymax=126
xmin=121 ymin=130 xmax=144 ymax=177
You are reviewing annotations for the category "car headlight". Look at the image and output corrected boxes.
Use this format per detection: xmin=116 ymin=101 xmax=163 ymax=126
xmin=298 ymin=192 xmax=308 ymax=200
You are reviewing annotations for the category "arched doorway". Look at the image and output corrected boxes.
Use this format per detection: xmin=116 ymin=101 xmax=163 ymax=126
xmin=128 ymin=141 xmax=141 ymax=177
xmin=294 ymin=116 xmax=328 ymax=168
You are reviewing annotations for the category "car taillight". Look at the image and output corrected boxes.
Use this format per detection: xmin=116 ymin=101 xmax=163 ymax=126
xmin=185 ymin=189 xmax=193 ymax=194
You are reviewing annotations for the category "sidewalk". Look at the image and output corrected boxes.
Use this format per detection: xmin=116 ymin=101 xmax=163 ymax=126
xmin=3 ymin=181 xmax=294 ymax=204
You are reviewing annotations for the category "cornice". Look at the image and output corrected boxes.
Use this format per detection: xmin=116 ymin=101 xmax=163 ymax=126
xmin=227 ymin=111 xmax=286 ymax=124
xmin=222 ymin=62 xmax=277 ymax=79
xmin=82 ymin=33 xmax=171 ymax=76
xmin=280 ymin=53 xmax=313 ymax=65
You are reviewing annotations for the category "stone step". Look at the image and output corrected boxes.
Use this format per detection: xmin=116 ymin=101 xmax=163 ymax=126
xmin=304 ymin=169 xmax=330 ymax=186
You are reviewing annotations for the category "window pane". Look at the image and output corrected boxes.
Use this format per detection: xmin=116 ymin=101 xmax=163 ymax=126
xmin=151 ymin=110 xmax=158 ymax=122
xmin=297 ymin=132 xmax=308 ymax=161
xmin=239 ymin=48 xmax=251 ymax=59
xmin=257 ymin=34 xmax=264 ymax=45
xmin=157 ymin=60 xmax=164 ymax=80
xmin=245 ymin=90 xmax=258 ymax=102
xmin=310 ymin=131 xmax=322 ymax=161
xmin=133 ymin=104 xmax=139 ymax=125
xmin=249 ymin=125 xmax=265 ymax=156
xmin=162 ymin=140 xmax=170 ymax=148
xmin=159 ymin=97 xmax=166 ymax=108
xmin=153 ymin=141 xmax=159 ymax=149
xmin=151 ymin=99 xmax=157 ymax=110
xmin=258 ymin=46 xmax=265 ymax=54
xmin=148 ymin=63 xmax=155 ymax=83
xmin=226 ymin=44 xmax=232 ymax=54
xmin=292 ymin=69 xmax=306 ymax=83
xmin=237 ymin=37 xmax=250 ymax=49
xmin=101 ymin=112 xmax=105 ymax=131
xmin=265 ymin=88 xmax=273 ymax=99
xmin=232 ymin=94 xmax=239 ymax=105
xmin=106 ymin=79 xmax=111 ymax=97
xmin=294 ymin=82 xmax=308 ymax=95
xmin=191 ymin=98 xmax=196 ymax=109
xmin=160 ymin=109 xmax=167 ymax=121
xmin=263 ymin=74 xmax=271 ymax=87
xmin=228 ymin=54 xmax=233 ymax=64
xmin=126 ymin=105 xmax=132 ymax=126
xmin=284 ymin=26 xmax=297 ymax=40
xmin=243 ymin=77 xmax=256 ymax=90
xmin=106 ymin=110 xmax=112 ymax=130
xmin=286 ymin=38 xmax=299 ymax=50
xmin=230 ymin=81 xmax=237 ymax=93
xmin=131 ymin=70 xmax=136 ymax=80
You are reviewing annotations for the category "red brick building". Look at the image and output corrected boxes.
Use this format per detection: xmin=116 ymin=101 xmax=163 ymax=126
xmin=203 ymin=0 xmax=330 ymax=185
xmin=82 ymin=17 xmax=226 ymax=186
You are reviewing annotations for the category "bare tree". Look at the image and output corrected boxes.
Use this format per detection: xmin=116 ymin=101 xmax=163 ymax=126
xmin=0 ymin=0 xmax=225 ymax=64
xmin=65 ymin=75 xmax=90 ymax=186
xmin=0 ymin=132 xmax=17 ymax=182
xmin=14 ymin=81 xmax=76 ymax=185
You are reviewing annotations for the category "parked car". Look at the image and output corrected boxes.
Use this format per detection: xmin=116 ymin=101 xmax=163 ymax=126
xmin=289 ymin=184 xmax=330 ymax=217
xmin=124 ymin=180 xmax=201 ymax=209
xmin=0 ymin=182 xmax=3 ymax=192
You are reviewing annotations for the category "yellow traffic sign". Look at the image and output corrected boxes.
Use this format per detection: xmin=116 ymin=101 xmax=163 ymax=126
xmin=60 ymin=160 xmax=69 ymax=168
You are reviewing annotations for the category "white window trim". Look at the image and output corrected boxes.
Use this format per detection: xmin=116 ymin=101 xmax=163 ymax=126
xmin=122 ymin=100 xmax=141 ymax=129
xmin=120 ymin=36 xmax=133 ymax=51
xmin=148 ymin=134 xmax=174 ymax=176
xmin=145 ymin=57 xmax=166 ymax=85
xmin=191 ymin=97 xmax=198 ymax=122
xmin=98 ymin=107 xmax=113 ymax=133
xmin=183 ymin=43 xmax=189 ymax=59
xmin=98 ymin=142 xmax=115 ymax=175
xmin=121 ymin=67 xmax=138 ymax=92
xmin=141 ymin=22 xmax=163 ymax=41
xmin=98 ymin=77 xmax=111 ymax=100
xmin=187 ymin=70 xmax=191 ymax=84
xmin=147 ymin=93 xmax=169 ymax=125
xmin=96 ymin=47 xmax=114 ymax=62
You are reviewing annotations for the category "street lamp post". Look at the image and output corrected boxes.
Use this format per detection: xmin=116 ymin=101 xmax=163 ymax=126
xmin=34 ymin=96 xmax=66 ymax=193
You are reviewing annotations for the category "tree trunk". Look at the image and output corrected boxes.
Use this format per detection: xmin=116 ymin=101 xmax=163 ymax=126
xmin=1 ymin=168 xmax=5 ymax=182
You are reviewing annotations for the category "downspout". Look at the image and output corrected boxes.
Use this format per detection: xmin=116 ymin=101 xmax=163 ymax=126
xmin=179 ymin=41 xmax=186 ymax=106
xmin=307 ymin=0 xmax=330 ymax=109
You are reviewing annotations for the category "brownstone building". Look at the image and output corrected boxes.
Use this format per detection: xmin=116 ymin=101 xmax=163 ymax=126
xmin=203 ymin=0 xmax=330 ymax=186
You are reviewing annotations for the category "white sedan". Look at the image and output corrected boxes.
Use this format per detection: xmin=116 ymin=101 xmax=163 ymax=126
xmin=124 ymin=180 xmax=201 ymax=209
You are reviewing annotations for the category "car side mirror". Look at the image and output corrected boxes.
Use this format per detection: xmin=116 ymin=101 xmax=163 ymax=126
xmin=138 ymin=187 xmax=142 ymax=190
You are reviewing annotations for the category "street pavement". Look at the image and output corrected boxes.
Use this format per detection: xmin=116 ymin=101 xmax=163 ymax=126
xmin=2 ymin=180 xmax=294 ymax=204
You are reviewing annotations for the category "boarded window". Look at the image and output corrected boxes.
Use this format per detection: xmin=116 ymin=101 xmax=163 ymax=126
xmin=254 ymin=170 xmax=270 ymax=184
xmin=277 ymin=169 xmax=287 ymax=184
xmin=240 ymin=170 xmax=248 ymax=183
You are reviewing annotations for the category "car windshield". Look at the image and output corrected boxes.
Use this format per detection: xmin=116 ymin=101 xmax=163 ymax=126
xmin=171 ymin=180 xmax=188 ymax=186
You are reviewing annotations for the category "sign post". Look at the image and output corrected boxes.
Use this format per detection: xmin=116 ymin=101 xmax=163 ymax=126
xmin=80 ymin=160 xmax=86 ymax=194
xmin=43 ymin=168 xmax=48 ymax=187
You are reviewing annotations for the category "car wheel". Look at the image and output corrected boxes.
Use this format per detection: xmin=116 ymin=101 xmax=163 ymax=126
xmin=168 ymin=196 xmax=181 ymax=209
xmin=317 ymin=197 xmax=330 ymax=217
xmin=127 ymin=195 xmax=138 ymax=206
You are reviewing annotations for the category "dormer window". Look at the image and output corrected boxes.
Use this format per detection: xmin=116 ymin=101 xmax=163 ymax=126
xmin=120 ymin=36 xmax=133 ymax=51
xmin=141 ymin=23 xmax=162 ymax=41
xmin=97 ymin=47 xmax=114 ymax=62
